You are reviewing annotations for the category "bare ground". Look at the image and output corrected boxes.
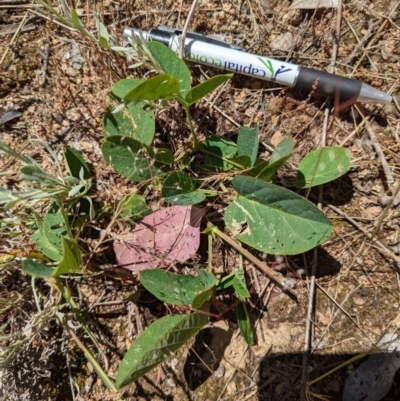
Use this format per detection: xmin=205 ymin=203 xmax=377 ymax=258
xmin=1 ymin=0 xmax=400 ymax=400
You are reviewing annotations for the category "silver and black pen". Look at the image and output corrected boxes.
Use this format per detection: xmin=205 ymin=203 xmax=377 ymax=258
xmin=124 ymin=26 xmax=392 ymax=104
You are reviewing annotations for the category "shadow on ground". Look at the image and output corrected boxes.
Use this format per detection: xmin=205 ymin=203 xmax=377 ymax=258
xmin=257 ymin=351 xmax=400 ymax=401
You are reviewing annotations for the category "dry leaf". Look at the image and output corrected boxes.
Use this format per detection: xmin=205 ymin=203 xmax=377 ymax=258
xmin=113 ymin=205 xmax=205 ymax=272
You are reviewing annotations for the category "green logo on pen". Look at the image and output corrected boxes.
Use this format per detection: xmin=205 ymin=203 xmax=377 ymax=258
xmin=258 ymin=57 xmax=274 ymax=79
xmin=257 ymin=57 xmax=293 ymax=81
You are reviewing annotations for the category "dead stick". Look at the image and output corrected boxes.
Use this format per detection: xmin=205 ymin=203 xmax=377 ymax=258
xmin=178 ymin=0 xmax=199 ymax=59
xmin=355 ymin=104 xmax=394 ymax=185
xmin=326 ymin=203 xmax=400 ymax=264
xmin=316 ymin=283 xmax=374 ymax=342
xmin=301 ymin=2 xmax=343 ymax=400
xmin=0 ymin=12 xmax=28 ymax=65
xmin=351 ymin=2 xmax=400 ymax=76
xmin=38 ymin=38 xmax=49 ymax=87
xmin=210 ymin=225 xmax=297 ymax=300
xmin=344 ymin=19 xmax=378 ymax=71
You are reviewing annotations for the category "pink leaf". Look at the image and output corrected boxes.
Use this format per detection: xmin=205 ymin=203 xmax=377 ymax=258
xmin=113 ymin=205 xmax=205 ymax=272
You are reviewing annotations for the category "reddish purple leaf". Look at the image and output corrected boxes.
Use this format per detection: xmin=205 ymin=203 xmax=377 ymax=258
xmin=113 ymin=205 xmax=205 ymax=271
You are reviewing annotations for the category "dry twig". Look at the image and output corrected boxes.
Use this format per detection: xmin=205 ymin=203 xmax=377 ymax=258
xmin=0 ymin=12 xmax=28 ymax=65
xmin=178 ymin=0 xmax=199 ymax=59
xmin=326 ymin=203 xmax=400 ymax=264
xmin=316 ymin=283 xmax=375 ymax=343
xmin=344 ymin=19 xmax=379 ymax=71
xmin=300 ymin=2 xmax=343 ymax=399
xmin=37 ymin=38 xmax=50 ymax=87
xmin=353 ymin=105 xmax=395 ymax=186
xmin=350 ymin=1 xmax=400 ymax=76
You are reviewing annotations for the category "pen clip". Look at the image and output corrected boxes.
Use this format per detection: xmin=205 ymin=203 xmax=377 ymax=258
xmin=156 ymin=25 xmax=242 ymax=50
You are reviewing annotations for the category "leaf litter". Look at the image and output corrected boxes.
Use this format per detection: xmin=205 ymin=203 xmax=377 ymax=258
xmin=113 ymin=205 xmax=206 ymax=271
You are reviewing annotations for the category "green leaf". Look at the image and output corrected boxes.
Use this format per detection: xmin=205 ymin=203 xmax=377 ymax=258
xmin=123 ymin=74 xmax=180 ymax=101
xmin=96 ymin=18 xmax=111 ymax=49
xmin=296 ymin=146 xmax=351 ymax=188
xmin=32 ymin=206 xmax=68 ymax=262
xmin=164 ymin=191 xmax=206 ymax=206
xmin=101 ymin=136 xmax=173 ymax=182
xmin=0 ymin=140 xmax=32 ymax=164
xmin=224 ymin=176 xmax=333 ymax=255
xmin=146 ymin=41 xmax=191 ymax=97
xmin=235 ymin=155 xmax=252 ymax=169
xmin=191 ymin=289 xmax=212 ymax=309
xmin=216 ymin=272 xmax=236 ymax=291
xmin=203 ymin=135 xmax=237 ymax=171
xmin=0 ymin=187 xmax=58 ymax=209
xmin=103 ymin=101 xmax=155 ymax=145
xmin=68 ymin=8 xmax=95 ymax=41
xmin=237 ymin=125 xmax=259 ymax=168
xmin=215 ymin=270 xmax=250 ymax=296
xmin=140 ymin=269 xmax=209 ymax=306
xmin=20 ymin=165 xmax=62 ymax=186
xmin=184 ymin=74 xmax=233 ymax=105
xmin=233 ymin=269 xmax=250 ymax=298
xmin=52 ymin=237 xmax=82 ymax=277
xmin=70 ymin=8 xmax=89 ymax=35
xmin=251 ymin=137 xmax=294 ymax=180
xmin=22 ymin=259 xmax=55 ymax=277
xmin=118 ymin=194 xmax=150 ymax=220
xmin=162 ymin=171 xmax=193 ymax=196
xmin=112 ymin=78 xmax=142 ymax=99
xmin=99 ymin=37 xmax=109 ymax=50
xmin=162 ymin=171 xmax=205 ymax=205
xmin=236 ymin=301 xmax=254 ymax=346
xmin=115 ymin=313 xmax=209 ymax=388
xmin=269 ymin=138 xmax=294 ymax=166
xmin=64 ymin=147 xmax=91 ymax=179
xmin=192 ymin=270 xmax=217 ymax=309
xmin=197 ymin=269 xmax=217 ymax=288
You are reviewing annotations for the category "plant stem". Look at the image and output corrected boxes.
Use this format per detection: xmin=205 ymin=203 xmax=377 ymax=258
xmin=31 ymin=277 xmax=42 ymax=312
xmin=62 ymin=318 xmax=118 ymax=392
xmin=56 ymin=278 xmax=108 ymax=358
xmin=210 ymin=224 xmax=297 ymax=299
xmin=56 ymin=195 xmax=73 ymax=238
xmin=307 ymin=350 xmax=373 ymax=386
xmin=208 ymin=231 xmax=213 ymax=271
xmin=183 ymin=104 xmax=200 ymax=148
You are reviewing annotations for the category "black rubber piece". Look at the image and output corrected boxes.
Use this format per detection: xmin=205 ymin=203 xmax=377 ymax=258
xmin=296 ymin=67 xmax=362 ymax=100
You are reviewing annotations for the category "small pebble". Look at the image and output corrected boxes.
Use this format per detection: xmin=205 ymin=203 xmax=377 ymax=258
xmin=352 ymin=296 xmax=366 ymax=306
xmin=165 ymin=378 xmax=176 ymax=388
xmin=213 ymin=364 xmax=226 ymax=378
xmin=270 ymin=32 xmax=293 ymax=51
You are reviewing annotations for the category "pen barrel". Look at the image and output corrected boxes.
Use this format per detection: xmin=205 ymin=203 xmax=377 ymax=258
xmin=130 ymin=28 xmax=300 ymax=87
xmin=124 ymin=27 xmax=383 ymax=103
xmin=296 ymin=67 xmax=362 ymax=100
xmin=146 ymin=29 xmax=171 ymax=47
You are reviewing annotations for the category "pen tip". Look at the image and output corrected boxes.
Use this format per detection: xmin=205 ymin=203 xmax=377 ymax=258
xmin=358 ymin=83 xmax=392 ymax=104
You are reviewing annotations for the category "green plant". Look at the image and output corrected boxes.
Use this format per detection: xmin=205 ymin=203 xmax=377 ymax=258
xmin=99 ymin=40 xmax=352 ymax=388
xmin=1 ymin=8 xmax=353 ymax=393
xmin=102 ymin=41 xmax=349 ymax=254
xmin=0 ymin=140 xmax=124 ymax=392
xmin=0 ymin=140 xmax=94 ymax=272
xmin=116 ymin=266 xmax=253 ymax=388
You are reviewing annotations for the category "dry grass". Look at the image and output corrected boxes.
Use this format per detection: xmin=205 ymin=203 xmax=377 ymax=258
xmin=1 ymin=0 xmax=400 ymax=400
